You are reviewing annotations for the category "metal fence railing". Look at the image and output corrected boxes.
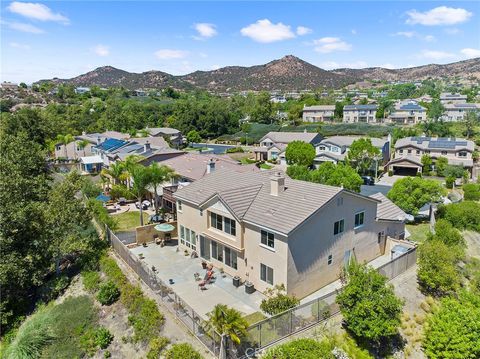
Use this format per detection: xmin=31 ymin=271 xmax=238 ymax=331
xmin=107 ymin=226 xmax=416 ymax=359
xmin=106 ymin=227 xmax=223 ymax=357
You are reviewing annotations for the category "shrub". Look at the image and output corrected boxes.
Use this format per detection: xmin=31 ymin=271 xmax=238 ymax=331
xmin=110 ymin=184 xmax=135 ymax=200
xmin=80 ymin=327 xmax=113 ymax=355
xmin=388 ymin=170 xmax=393 ymax=176
xmin=263 ymin=338 xmax=334 ymax=359
xmin=463 ymin=183 xmax=480 ymax=201
xmin=226 ymin=147 xmax=244 ymax=153
xmin=97 ymin=281 xmax=120 ymax=305
xmin=146 ymin=336 xmax=170 ymax=359
xmin=428 ymin=219 xmax=465 ymax=248
xmin=104 ymin=350 xmax=111 ymax=358
xmin=82 ymin=271 xmax=101 ymax=293
xmin=437 ymin=201 xmax=480 ymax=231
xmin=260 ymin=293 xmax=299 ymax=315
xmin=95 ymin=327 xmax=114 ymax=349
xmin=100 ymin=256 xmax=126 ymax=286
xmin=445 ymin=176 xmax=455 ymax=189
xmin=128 ymin=298 xmax=165 ymax=342
xmin=164 ymin=343 xmax=203 ymax=359
xmin=82 ymin=178 xmax=101 ymax=198
xmin=416 ymin=171 xmax=422 ymax=178
xmin=39 ymin=275 xmax=70 ymax=302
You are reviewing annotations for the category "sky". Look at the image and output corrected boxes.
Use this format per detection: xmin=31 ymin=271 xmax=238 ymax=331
xmin=1 ymin=1 xmax=480 ymax=83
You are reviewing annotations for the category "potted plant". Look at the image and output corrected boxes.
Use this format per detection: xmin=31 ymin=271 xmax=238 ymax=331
xmin=138 ymin=253 xmax=144 ymax=260
xmin=219 ymin=267 xmax=226 ymax=278
xmin=201 ymin=260 xmax=208 ymax=269
xmin=184 ymin=249 xmax=189 ymax=256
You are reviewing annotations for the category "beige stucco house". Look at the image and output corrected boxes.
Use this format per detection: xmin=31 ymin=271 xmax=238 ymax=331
xmin=173 ymin=168 xmax=406 ymax=299
xmin=302 ymin=105 xmax=336 ymax=122
xmin=343 ymin=104 xmax=377 ymax=123
xmin=386 ymin=136 xmax=475 ymax=176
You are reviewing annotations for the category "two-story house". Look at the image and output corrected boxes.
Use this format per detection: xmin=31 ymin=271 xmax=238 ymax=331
xmin=343 ymin=104 xmax=377 ymax=123
xmin=386 ymin=136 xmax=475 ymax=176
xmin=302 ymin=105 xmax=336 ymax=122
xmin=254 ymin=131 xmax=322 ymax=164
xmin=146 ymin=127 xmax=183 ymax=147
xmin=440 ymin=92 xmax=468 ymax=104
xmin=441 ymin=103 xmax=480 ymax=122
xmin=388 ymin=101 xmax=426 ymax=125
xmin=314 ymin=136 xmax=390 ymax=167
xmin=174 ymin=168 xmax=406 ymax=298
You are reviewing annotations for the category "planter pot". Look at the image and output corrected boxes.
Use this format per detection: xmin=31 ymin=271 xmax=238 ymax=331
xmin=201 ymin=262 xmax=207 ymax=269
xmin=245 ymin=282 xmax=255 ymax=294
xmin=233 ymin=276 xmax=241 ymax=287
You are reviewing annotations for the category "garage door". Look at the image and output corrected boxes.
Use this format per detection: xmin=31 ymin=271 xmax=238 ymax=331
xmin=393 ymin=166 xmax=418 ymax=176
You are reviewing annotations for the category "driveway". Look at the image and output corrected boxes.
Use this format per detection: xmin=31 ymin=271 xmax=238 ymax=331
xmin=360 ymin=184 xmax=392 ymax=197
xmin=377 ymin=174 xmax=405 ymax=186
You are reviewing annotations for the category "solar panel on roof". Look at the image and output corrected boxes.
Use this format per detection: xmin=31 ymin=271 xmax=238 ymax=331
xmin=97 ymin=138 xmax=127 ymax=151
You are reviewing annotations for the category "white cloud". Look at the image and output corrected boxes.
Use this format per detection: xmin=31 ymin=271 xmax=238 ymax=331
xmin=379 ymin=63 xmax=396 ymax=69
xmin=154 ymin=49 xmax=189 ymax=60
xmin=7 ymin=2 xmax=69 ymax=24
xmin=406 ymin=6 xmax=472 ymax=26
xmin=445 ymin=28 xmax=461 ymax=35
xmin=9 ymin=42 xmax=30 ymax=50
xmin=393 ymin=31 xmax=435 ymax=42
xmin=313 ymin=37 xmax=352 ymax=53
xmin=395 ymin=31 xmax=415 ymax=38
xmin=240 ymin=19 xmax=295 ymax=43
xmin=461 ymin=48 xmax=480 ymax=59
xmin=318 ymin=60 xmax=367 ymax=70
xmin=199 ymin=52 xmax=208 ymax=58
xmin=2 ymin=20 xmax=44 ymax=33
xmin=351 ymin=29 xmax=357 ymax=35
xmin=193 ymin=23 xmax=217 ymax=39
xmin=211 ymin=64 xmax=221 ymax=70
xmin=419 ymin=50 xmax=456 ymax=60
xmin=93 ymin=44 xmax=110 ymax=57
xmin=423 ymin=35 xmax=436 ymax=42
xmin=296 ymin=26 xmax=312 ymax=36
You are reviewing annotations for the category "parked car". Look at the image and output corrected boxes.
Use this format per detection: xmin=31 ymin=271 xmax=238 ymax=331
xmin=118 ymin=197 xmax=127 ymax=206
xmin=148 ymin=214 xmax=164 ymax=224
xmin=135 ymin=200 xmax=151 ymax=210
xmin=361 ymin=176 xmax=375 ymax=185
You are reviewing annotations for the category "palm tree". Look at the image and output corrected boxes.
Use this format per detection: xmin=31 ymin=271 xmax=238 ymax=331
xmin=77 ymin=139 xmax=90 ymax=157
xmin=100 ymin=162 xmax=125 ymax=187
xmin=122 ymin=155 xmax=143 ymax=189
xmin=206 ymin=304 xmax=249 ymax=356
xmin=130 ymin=164 xmax=151 ymax=226
xmin=56 ymin=134 xmax=75 ymax=159
xmin=148 ymin=162 xmax=177 ymax=215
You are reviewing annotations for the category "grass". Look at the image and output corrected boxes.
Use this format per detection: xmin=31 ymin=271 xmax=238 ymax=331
xmin=406 ymin=222 xmax=431 ymax=243
xmin=243 ymin=312 xmax=267 ymax=326
xmin=113 ymin=211 xmax=149 ymax=232
xmin=260 ymin=163 xmax=274 ymax=170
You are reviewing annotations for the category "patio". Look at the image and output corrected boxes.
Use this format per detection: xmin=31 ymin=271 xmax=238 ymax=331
xmin=129 ymin=243 xmax=265 ymax=320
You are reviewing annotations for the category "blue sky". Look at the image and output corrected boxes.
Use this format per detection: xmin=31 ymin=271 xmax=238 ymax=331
xmin=1 ymin=1 xmax=480 ymax=83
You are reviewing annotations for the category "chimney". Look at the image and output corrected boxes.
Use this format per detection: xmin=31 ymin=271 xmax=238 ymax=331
xmin=96 ymin=136 xmax=101 ymax=145
xmin=207 ymin=158 xmax=215 ymax=174
xmin=270 ymin=172 xmax=285 ymax=196
xmin=144 ymin=141 xmax=151 ymax=153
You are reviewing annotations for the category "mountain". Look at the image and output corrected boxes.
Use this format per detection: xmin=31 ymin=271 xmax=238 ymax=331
xmin=38 ymin=56 xmax=480 ymax=92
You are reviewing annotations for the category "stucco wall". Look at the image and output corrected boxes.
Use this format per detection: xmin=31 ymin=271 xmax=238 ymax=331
xmin=135 ymin=221 xmax=178 ymax=244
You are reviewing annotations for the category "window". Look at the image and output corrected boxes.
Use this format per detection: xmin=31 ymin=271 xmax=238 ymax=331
xmin=210 ymin=212 xmax=223 ymax=231
xmin=458 ymin=151 xmax=467 ymax=157
xmin=319 ymin=146 xmax=326 ymax=151
xmin=354 ymin=211 xmax=365 ymax=228
xmin=224 ymin=217 xmax=236 ymax=236
xmin=260 ymin=264 xmax=274 ymax=285
xmin=180 ymin=225 xmax=185 ymax=245
xmin=327 ymin=254 xmax=333 ymax=265
xmin=224 ymin=247 xmax=238 ymax=269
xmin=334 ymin=219 xmax=345 ymax=235
xmin=407 ymin=149 xmax=412 ymax=154
xmin=378 ymin=232 xmax=384 ymax=244
xmin=337 ymin=197 xmax=343 ymax=206
xmin=261 ymin=230 xmax=275 ymax=248
xmin=425 ymin=150 xmax=430 ymax=154
xmin=441 ymin=151 xmax=447 ymax=155
xmin=177 ymin=200 xmax=182 ymax=211
xmin=211 ymin=241 xmax=218 ymax=259
xmin=416 ymin=150 xmax=420 ymax=154
xmin=399 ymin=149 xmax=404 ymax=154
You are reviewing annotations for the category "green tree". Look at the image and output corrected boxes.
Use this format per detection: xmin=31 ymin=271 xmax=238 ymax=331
xmin=421 ymin=154 xmax=432 ymax=175
xmin=285 ymin=141 xmax=316 ymax=167
xmin=346 ymin=138 xmax=381 ymax=175
xmin=286 ymin=164 xmax=311 ymax=181
xmin=130 ymin=164 xmax=152 ymax=226
xmin=101 ymin=162 xmax=125 ymax=186
xmin=19 ymin=82 xmax=27 ymax=89
xmin=56 ymin=133 xmax=75 ymax=159
xmin=387 ymin=177 xmax=445 ymax=214
xmin=165 ymin=343 xmax=203 ymax=359
xmin=186 ymin=129 xmax=202 ymax=144
xmin=77 ymin=139 xmax=90 ymax=157
xmin=423 ymin=290 xmax=480 ymax=359
xmin=427 ymin=99 xmax=445 ymax=121
xmin=435 ymin=157 xmax=448 ymax=176
xmin=336 ymin=262 xmax=403 ymax=343
xmin=311 ymin=162 xmax=363 ymax=192
xmin=463 ymin=183 xmax=480 ymax=201
xmin=463 ymin=110 xmax=478 ymax=139
xmin=249 ymin=92 xmax=273 ymax=124
xmin=148 ymin=162 xmax=177 ymax=215
xmin=334 ymin=102 xmax=344 ymax=119
xmin=260 ymin=284 xmax=299 ymax=315
xmin=206 ymin=304 xmax=249 ymax=347
xmin=428 ymin=219 xmax=465 ymax=248
xmin=437 ymin=201 xmax=480 ymax=231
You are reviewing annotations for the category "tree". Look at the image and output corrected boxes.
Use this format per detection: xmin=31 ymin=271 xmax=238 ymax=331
xmin=285 ymin=141 xmax=316 ymax=167
xmin=249 ymin=92 xmax=273 ymax=124
xmin=423 ymin=291 xmax=480 ymax=359
xmin=165 ymin=343 xmax=203 ymax=359
xmin=427 ymin=99 xmax=445 ymax=121
xmin=463 ymin=110 xmax=478 ymax=139
xmin=56 ymin=134 xmax=75 ymax=159
xmin=387 ymin=177 xmax=445 ymax=214
xmin=421 ymin=154 xmax=432 ymax=175
xmin=186 ymin=129 xmax=202 ymax=144
xmin=130 ymin=164 xmax=152 ymax=226
xmin=428 ymin=219 xmax=465 ymax=248
xmin=286 ymin=165 xmax=311 ymax=181
xmin=346 ymin=138 xmax=381 ymax=175
xmin=435 ymin=157 xmax=448 ymax=176
xmin=336 ymin=262 xmax=403 ymax=343
xmin=463 ymin=183 xmax=480 ymax=201
xmin=437 ymin=201 xmax=480 ymax=231
xmin=206 ymin=304 xmax=249 ymax=351
xmin=77 ymin=139 xmax=90 ymax=156
xmin=260 ymin=284 xmax=299 ymax=315
xmin=101 ymin=162 xmax=125 ymax=187
xmin=334 ymin=102 xmax=344 ymax=119
xmin=418 ymin=240 xmax=461 ymax=295
xmin=19 ymin=82 xmax=27 ymax=89
xmin=148 ymin=163 xmax=177 ymax=215
xmin=311 ymin=162 xmax=363 ymax=192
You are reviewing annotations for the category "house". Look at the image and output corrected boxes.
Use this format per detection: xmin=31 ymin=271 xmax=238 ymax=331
xmin=441 ymin=103 xmax=480 ymax=122
xmin=386 ymin=137 xmax=474 ymax=176
xmin=270 ymin=95 xmax=286 ymax=104
xmin=75 ymin=87 xmax=90 ymax=94
xmin=388 ymin=101 xmax=426 ymax=125
xmin=80 ymin=155 xmax=103 ymax=173
xmin=1 ymin=82 xmax=18 ymax=90
xmin=145 ymin=127 xmax=183 ymax=147
xmin=135 ymin=89 xmax=147 ymax=97
xmin=440 ymin=93 xmax=468 ymax=104
xmin=343 ymin=105 xmax=377 ymax=123
xmin=302 ymin=105 xmax=336 ymax=122
xmin=173 ymin=168 xmax=406 ymax=298
xmin=254 ymin=131 xmax=322 ymax=163
xmin=314 ymin=136 xmax=390 ymax=167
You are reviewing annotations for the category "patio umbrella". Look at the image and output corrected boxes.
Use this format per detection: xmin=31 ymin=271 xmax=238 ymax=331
xmin=154 ymin=223 xmax=175 ymax=232
xmin=95 ymin=194 xmax=111 ymax=202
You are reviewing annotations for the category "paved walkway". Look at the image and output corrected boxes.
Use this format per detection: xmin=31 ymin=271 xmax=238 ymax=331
xmin=129 ymin=244 xmax=265 ymax=319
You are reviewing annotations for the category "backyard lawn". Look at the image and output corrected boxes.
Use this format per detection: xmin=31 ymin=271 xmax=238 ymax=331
xmin=406 ymin=222 xmax=431 ymax=243
xmin=113 ymin=211 xmax=149 ymax=232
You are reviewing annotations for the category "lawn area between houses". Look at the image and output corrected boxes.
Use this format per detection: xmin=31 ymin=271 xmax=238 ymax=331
xmin=406 ymin=223 xmax=431 ymax=243
xmin=113 ymin=211 xmax=149 ymax=232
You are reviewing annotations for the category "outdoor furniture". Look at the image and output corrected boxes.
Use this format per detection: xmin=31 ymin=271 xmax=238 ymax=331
xmin=194 ymin=272 xmax=201 ymax=281
xmin=154 ymin=223 xmax=175 ymax=244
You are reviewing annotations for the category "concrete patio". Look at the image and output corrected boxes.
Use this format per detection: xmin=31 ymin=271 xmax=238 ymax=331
xmin=129 ymin=243 xmax=265 ymax=320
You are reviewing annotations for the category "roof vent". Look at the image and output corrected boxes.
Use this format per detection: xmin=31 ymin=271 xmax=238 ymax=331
xmin=207 ymin=158 xmax=215 ymax=174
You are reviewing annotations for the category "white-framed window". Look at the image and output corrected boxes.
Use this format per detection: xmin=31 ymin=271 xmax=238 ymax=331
xmin=180 ymin=226 xmax=196 ymax=250
xmin=334 ymin=219 xmax=345 ymax=235
xmin=180 ymin=225 xmax=185 ymax=245
xmin=327 ymin=254 xmax=333 ymax=265
xmin=224 ymin=217 xmax=236 ymax=236
xmin=261 ymin=230 xmax=275 ymax=248
xmin=260 ymin=263 xmax=274 ymax=285
xmin=378 ymin=231 xmax=384 ymax=244
xmin=210 ymin=212 xmax=223 ymax=231
xmin=354 ymin=211 xmax=365 ymax=228
xmin=177 ymin=200 xmax=183 ymax=211
xmin=224 ymin=247 xmax=238 ymax=269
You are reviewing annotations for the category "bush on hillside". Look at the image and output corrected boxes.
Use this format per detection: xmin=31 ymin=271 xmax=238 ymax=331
xmin=82 ymin=271 xmax=101 ymax=293
xmin=463 ymin=183 xmax=480 ymax=201
xmin=164 ymin=343 xmax=203 ymax=359
xmin=437 ymin=201 xmax=480 ymax=231
xmin=97 ymin=281 xmax=120 ymax=305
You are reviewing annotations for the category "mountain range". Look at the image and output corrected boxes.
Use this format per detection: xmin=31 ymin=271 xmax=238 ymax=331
xmin=39 ymin=55 xmax=480 ymax=92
